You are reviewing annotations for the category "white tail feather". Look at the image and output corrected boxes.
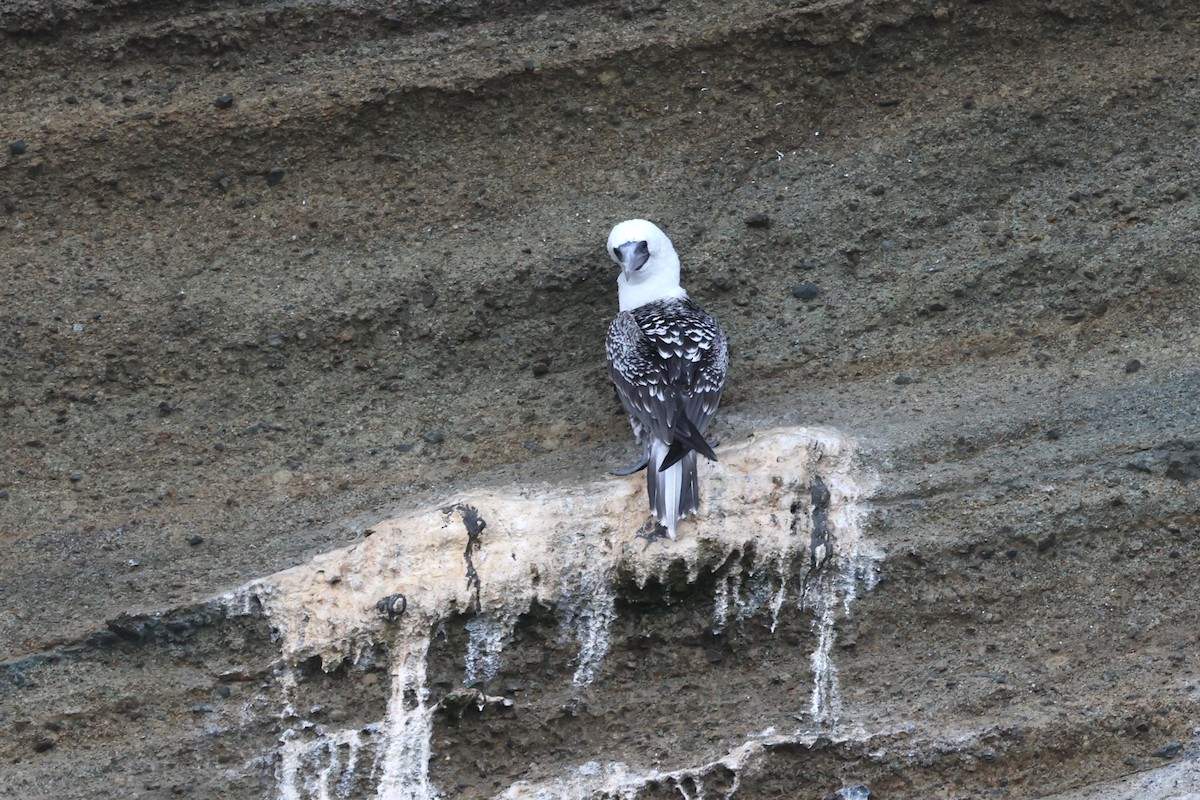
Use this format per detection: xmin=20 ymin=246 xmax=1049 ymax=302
xmin=647 ymin=438 xmax=701 ymax=539
xmin=655 ymin=439 xmax=681 ymax=539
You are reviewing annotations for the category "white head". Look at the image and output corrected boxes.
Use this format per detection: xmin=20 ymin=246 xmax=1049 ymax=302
xmin=607 ymin=219 xmax=688 ymax=311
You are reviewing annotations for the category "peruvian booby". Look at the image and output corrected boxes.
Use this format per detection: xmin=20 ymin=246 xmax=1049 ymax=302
xmin=604 ymin=219 xmax=729 ymax=539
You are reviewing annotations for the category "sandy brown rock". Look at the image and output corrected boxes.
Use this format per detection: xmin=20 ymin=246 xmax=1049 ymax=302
xmin=2 ymin=0 xmax=1198 ymax=797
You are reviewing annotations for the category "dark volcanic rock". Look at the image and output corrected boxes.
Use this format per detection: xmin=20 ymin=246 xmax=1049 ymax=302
xmin=791 ymin=280 xmax=820 ymax=301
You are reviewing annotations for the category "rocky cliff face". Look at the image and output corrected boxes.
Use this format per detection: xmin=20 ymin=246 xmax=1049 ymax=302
xmin=2 ymin=0 xmax=1198 ymax=797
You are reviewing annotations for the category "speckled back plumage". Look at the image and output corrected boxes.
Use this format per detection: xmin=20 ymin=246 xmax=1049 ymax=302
xmin=606 ymin=297 xmax=727 ymax=446
xmin=606 ymin=296 xmax=728 ymax=534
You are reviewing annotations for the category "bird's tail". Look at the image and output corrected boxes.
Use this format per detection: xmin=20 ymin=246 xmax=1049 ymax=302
xmin=647 ymin=438 xmax=699 ymax=539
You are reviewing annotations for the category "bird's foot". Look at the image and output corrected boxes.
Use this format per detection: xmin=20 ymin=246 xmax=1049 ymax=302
xmin=635 ymin=519 xmax=672 ymax=550
xmin=608 ymin=456 xmax=649 ymax=476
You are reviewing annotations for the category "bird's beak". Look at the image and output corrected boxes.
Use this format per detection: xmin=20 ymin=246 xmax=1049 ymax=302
xmin=614 ymin=240 xmax=650 ymax=278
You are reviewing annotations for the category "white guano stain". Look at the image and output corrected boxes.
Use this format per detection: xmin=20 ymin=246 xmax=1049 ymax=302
xmin=220 ymin=426 xmax=882 ymax=799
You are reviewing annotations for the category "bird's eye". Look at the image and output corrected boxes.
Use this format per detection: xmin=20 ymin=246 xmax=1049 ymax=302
xmin=612 ymin=247 xmax=620 ymax=259
xmin=632 ymin=240 xmax=650 ymax=269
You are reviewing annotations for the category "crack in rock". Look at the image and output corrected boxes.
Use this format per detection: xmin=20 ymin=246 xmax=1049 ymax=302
xmin=443 ymin=502 xmax=488 ymax=614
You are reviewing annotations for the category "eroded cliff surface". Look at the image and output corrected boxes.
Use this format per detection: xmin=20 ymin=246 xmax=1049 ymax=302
xmin=2 ymin=0 xmax=1198 ymax=797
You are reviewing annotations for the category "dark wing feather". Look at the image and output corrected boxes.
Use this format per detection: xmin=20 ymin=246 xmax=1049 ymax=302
xmin=605 ymin=298 xmax=728 ymax=454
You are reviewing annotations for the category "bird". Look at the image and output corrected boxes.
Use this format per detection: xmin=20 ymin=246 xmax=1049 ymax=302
xmin=604 ymin=219 xmax=728 ymax=539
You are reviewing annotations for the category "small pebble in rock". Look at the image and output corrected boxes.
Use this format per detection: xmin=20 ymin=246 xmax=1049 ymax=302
xmin=191 ymin=704 xmax=215 ymax=714
xmin=424 ymin=430 xmax=445 ymax=444
xmin=394 ymin=442 xmax=413 ymax=453
xmin=214 ymin=94 xmax=234 ymax=109
xmin=265 ymin=168 xmax=285 ymax=186
xmin=285 ymin=457 xmax=302 ymax=470
xmin=1152 ymin=742 xmax=1183 ymax=759
xmin=868 ymin=184 xmax=886 ymax=196
xmin=213 ymin=442 xmax=225 ymax=451
xmin=33 ymin=738 xmax=56 ymax=753
xmin=620 ymin=5 xmax=634 ymax=18
xmin=376 ymin=594 xmax=407 ymax=622
xmin=1046 ymin=429 xmax=1061 ymax=441
xmin=187 ymin=535 xmax=204 ymax=546
xmin=266 ymin=332 xmax=285 ymax=348
xmin=801 ymin=258 xmax=818 ymax=270
xmin=532 ymin=360 xmax=550 ymax=377
xmin=710 ymin=273 xmax=732 ymax=291
xmin=9 ymin=140 xmax=27 ymax=155
xmin=215 ymin=685 xmax=231 ymax=699
xmin=1124 ymin=359 xmax=1142 ymax=373
xmin=746 ymin=212 xmax=771 ymax=228
xmin=69 ymin=473 xmax=83 ymax=482
xmin=522 ymin=60 xmax=535 ymax=72
xmin=791 ymin=281 xmax=820 ymax=301
xmin=893 ymin=374 xmax=914 ymax=386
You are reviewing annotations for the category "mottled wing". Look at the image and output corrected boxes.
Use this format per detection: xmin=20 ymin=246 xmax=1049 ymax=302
xmin=675 ymin=306 xmax=727 ymax=437
xmin=605 ymin=299 xmax=728 ymax=446
xmin=606 ymin=312 xmax=667 ymax=442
